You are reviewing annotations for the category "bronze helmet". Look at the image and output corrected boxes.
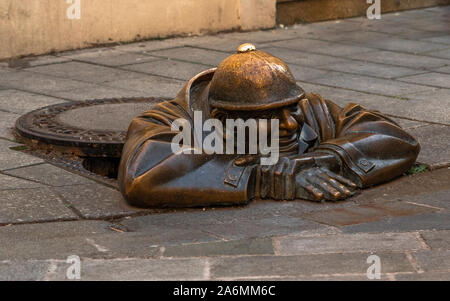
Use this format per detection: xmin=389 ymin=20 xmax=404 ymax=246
xmin=209 ymin=43 xmax=305 ymax=111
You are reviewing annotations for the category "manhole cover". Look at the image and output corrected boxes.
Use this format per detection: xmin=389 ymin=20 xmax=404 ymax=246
xmin=15 ymin=97 xmax=164 ymax=157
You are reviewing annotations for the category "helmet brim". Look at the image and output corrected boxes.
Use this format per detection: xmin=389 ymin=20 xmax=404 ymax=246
xmin=209 ymin=92 xmax=305 ymax=111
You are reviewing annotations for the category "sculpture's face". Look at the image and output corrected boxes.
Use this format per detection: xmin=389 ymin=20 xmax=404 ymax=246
xmin=211 ymin=102 xmax=303 ymax=154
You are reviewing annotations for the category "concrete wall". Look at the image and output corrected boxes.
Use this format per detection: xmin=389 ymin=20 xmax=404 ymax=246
xmin=0 ymin=0 xmax=276 ymax=60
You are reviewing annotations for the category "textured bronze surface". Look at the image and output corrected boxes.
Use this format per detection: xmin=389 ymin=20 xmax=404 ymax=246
xmin=118 ymin=44 xmax=421 ymax=208
xmin=15 ymin=97 xmax=162 ymax=157
xmin=209 ymin=46 xmax=304 ymax=111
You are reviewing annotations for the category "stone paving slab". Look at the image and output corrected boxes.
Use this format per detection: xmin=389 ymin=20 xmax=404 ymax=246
xmin=390 ymin=118 xmax=430 ymax=130
xmin=353 ymin=19 xmax=437 ymax=38
xmin=210 ymin=252 xmax=414 ymax=279
xmin=391 ymin=29 xmax=446 ymax=41
xmin=44 ymin=83 xmax=147 ymax=101
xmin=300 ymin=200 xmax=437 ymax=227
xmin=260 ymin=46 xmax=351 ymax=67
xmin=296 ymin=19 xmax=365 ymax=33
xmin=0 ymin=89 xmax=65 ymax=114
xmin=183 ymin=36 xmax=255 ymax=53
xmin=120 ymin=200 xmax=331 ymax=230
xmin=56 ymin=48 xmax=161 ymax=67
xmin=398 ymin=72 xmax=450 ymax=89
xmin=404 ymin=87 xmax=450 ymax=109
xmin=25 ymin=62 xmax=147 ymax=85
xmin=413 ymin=250 xmax=450 ymax=272
xmin=0 ymin=173 xmax=44 ymax=190
xmin=120 ymin=204 xmax=332 ymax=241
xmin=264 ymin=38 xmax=374 ymax=57
xmin=121 ymin=58 xmax=209 ymax=81
xmin=0 ymin=220 xmax=114 ymax=243
xmin=349 ymin=50 xmax=450 ymax=70
xmin=435 ymin=65 xmax=450 ymax=73
xmin=101 ymin=74 xmax=185 ymax=98
xmin=422 ymin=35 xmax=450 ymax=45
xmin=0 ymin=187 xmax=77 ymax=225
xmin=410 ymin=22 xmax=450 ymax=34
xmin=0 ymin=261 xmax=51 ymax=281
xmin=408 ymin=125 xmax=450 ymax=167
xmin=296 ymin=81 xmax=450 ymax=125
xmin=319 ymin=60 xmax=423 ymax=79
xmin=3 ymin=164 xmax=95 ymax=187
xmin=346 ymin=168 xmax=450 ymax=206
xmin=285 ymin=64 xmax=335 ymax=82
xmin=95 ymin=230 xmax=219 ymax=249
xmin=359 ymin=37 xmax=449 ymax=55
xmin=46 ymin=258 xmax=209 ymax=281
xmin=421 ymin=230 xmax=450 ymax=250
xmin=0 ymin=70 xmax=90 ymax=95
xmin=298 ymin=81 xmax=450 ymax=122
xmin=221 ymin=274 xmax=384 ymax=281
xmin=0 ymin=111 xmax=20 ymax=140
xmin=81 ymin=234 xmax=166 ymax=259
xmin=341 ymin=212 xmax=450 ymax=234
xmin=0 ymin=230 xmax=207 ymax=261
xmin=406 ymin=190 xmax=450 ymax=211
xmin=163 ymin=238 xmax=274 ymax=258
xmin=52 ymin=184 xmax=141 ymax=219
xmin=198 ymin=216 xmax=326 ymax=241
xmin=6 ymin=55 xmax=72 ymax=69
xmin=274 ymin=232 xmax=424 ymax=255
xmin=310 ymin=72 xmax=434 ymax=97
xmin=0 ymin=235 xmax=110 ymax=261
xmin=394 ymin=271 xmax=450 ymax=281
xmin=119 ymin=210 xmax=224 ymax=232
xmin=147 ymin=47 xmax=229 ymax=67
xmin=0 ymin=140 xmax=43 ymax=171
xmin=316 ymin=31 xmax=394 ymax=43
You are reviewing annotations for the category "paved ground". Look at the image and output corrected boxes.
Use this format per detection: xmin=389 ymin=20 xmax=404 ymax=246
xmin=1 ymin=7 xmax=450 ymax=280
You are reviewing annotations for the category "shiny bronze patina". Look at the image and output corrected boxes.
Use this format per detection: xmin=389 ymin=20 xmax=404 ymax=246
xmin=209 ymin=46 xmax=304 ymax=111
xmin=118 ymin=43 xmax=420 ymax=208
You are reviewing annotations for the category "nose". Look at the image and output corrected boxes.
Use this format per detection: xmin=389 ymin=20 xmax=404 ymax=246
xmin=279 ymin=107 xmax=298 ymax=133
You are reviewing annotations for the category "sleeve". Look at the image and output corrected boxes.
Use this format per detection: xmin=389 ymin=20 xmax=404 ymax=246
xmin=118 ymin=99 xmax=254 ymax=208
xmin=303 ymin=93 xmax=420 ymax=188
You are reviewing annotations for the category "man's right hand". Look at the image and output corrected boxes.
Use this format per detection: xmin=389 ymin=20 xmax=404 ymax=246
xmin=295 ymin=167 xmax=358 ymax=202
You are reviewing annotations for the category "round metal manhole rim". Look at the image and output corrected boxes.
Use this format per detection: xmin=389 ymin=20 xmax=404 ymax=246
xmin=15 ymin=97 xmax=164 ymax=157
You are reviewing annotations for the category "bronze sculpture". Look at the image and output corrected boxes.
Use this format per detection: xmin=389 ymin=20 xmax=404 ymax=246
xmin=118 ymin=43 xmax=420 ymax=208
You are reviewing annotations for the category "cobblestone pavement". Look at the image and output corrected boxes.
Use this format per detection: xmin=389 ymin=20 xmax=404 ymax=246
xmin=1 ymin=7 xmax=449 ymax=280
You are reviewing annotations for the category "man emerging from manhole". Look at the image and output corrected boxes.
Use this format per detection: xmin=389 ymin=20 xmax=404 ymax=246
xmin=118 ymin=43 xmax=420 ymax=208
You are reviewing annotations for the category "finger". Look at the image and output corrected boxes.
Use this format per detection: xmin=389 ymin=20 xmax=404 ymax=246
xmin=260 ymin=165 xmax=271 ymax=198
xmin=296 ymin=177 xmax=324 ymax=202
xmin=273 ymin=158 xmax=289 ymax=200
xmin=285 ymin=157 xmax=314 ymax=200
xmin=317 ymin=171 xmax=352 ymax=197
xmin=321 ymin=168 xmax=358 ymax=189
xmin=307 ymin=176 xmax=342 ymax=201
xmin=283 ymin=166 xmax=295 ymax=200
xmin=234 ymin=155 xmax=259 ymax=166
xmin=254 ymin=165 xmax=262 ymax=199
xmin=285 ymin=160 xmax=300 ymax=200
